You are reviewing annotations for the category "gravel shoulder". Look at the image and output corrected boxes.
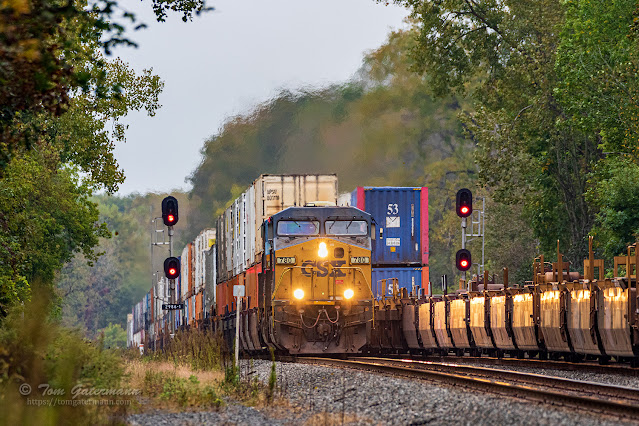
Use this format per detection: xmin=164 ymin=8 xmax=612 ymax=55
xmin=129 ymin=358 xmax=639 ymax=425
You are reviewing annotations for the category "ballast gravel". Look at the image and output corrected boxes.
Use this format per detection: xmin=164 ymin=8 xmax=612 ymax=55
xmin=451 ymin=360 xmax=639 ymax=389
xmin=129 ymin=359 xmax=638 ymax=425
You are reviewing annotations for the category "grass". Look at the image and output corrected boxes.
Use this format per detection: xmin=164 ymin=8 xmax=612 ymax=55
xmin=0 ymin=287 xmax=281 ymax=425
xmin=125 ymin=331 xmax=281 ymax=413
xmin=0 ymin=289 xmax=130 ymax=426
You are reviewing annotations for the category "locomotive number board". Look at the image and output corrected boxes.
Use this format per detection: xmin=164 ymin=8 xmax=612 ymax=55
xmin=350 ymin=256 xmax=370 ymax=264
xmin=276 ymin=256 xmax=296 ymax=265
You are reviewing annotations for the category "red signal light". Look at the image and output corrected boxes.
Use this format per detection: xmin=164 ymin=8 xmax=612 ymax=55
xmin=164 ymin=257 xmax=180 ymax=279
xmin=456 ymin=249 xmax=472 ymax=271
xmin=162 ymin=196 xmax=179 ymax=226
xmin=455 ymin=188 xmax=472 ymax=218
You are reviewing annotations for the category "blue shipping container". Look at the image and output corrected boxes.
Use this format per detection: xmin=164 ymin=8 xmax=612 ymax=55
xmin=371 ymin=267 xmax=430 ymax=298
xmin=352 ymin=187 xmax=429 ymax=267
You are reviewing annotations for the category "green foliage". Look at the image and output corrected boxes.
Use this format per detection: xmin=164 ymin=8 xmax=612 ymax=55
xmin=0 ymin=0 xmax=204 ymax=170
xmin=588 ymin=157 xmax=639 ymax=259
xmin=395 ymin=0 xmax=607 ymax=264
xmin=0 ymin=147 xmax=110 ymax=315
xmin=143 ymin=370 xmax=222 ymax=408
xmin=100 ymin=323 xmax=128 ymax=349
xmin=555 ymin=0 xmax=639 ymax=155
xmin=0 ymin=288 xmax=128 ymax=425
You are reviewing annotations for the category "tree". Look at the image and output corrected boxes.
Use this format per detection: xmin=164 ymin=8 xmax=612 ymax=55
xmin=0 ymin=0 xmax=205 ymax=317
xmin=394 ymin=0 xmax=599 ymax=264
xmin=0 ymin=146 xmax=110 ymax=315
xmin=0 ymin=0 xmax=207 ymax=170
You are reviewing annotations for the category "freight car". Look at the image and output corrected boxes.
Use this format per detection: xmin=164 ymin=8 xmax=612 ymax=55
xmin=375 ymin=237 xmax=639 ymax=365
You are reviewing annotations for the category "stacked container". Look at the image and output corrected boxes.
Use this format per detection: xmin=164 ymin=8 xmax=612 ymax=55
xmin=215 ymin=174 xmax=338 ymax=314
xmin=194 ymin=229 xmax=215 ymax=293
xmin=348 ymin=187 xmax=430 ymax=296
xmin=204 ymin=246 xmax=216 ymax=317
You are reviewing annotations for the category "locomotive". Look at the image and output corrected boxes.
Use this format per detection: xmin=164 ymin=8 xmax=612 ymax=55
xmin=260 ymin=206 xmax=374 ymax=353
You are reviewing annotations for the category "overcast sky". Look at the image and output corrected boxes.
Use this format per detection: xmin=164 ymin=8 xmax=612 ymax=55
xmin=113 ymin=0 xmax=408 ymax=195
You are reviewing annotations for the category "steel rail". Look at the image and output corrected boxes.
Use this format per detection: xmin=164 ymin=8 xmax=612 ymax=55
xmin=375 ymin=353 xmax=639 ymax=377
xmin=356 ymin=357 xmax=639 ymax=403
xmin=282 ymin=356 xmax=639 ymax=420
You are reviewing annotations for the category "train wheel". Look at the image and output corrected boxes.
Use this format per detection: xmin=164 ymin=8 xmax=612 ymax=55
xmin=598 ymin=356 xmax=610 ymax=365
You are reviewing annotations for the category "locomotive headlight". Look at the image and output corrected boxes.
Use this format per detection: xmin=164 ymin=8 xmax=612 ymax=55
xmin=294 ymin=289 xmax=305 ymax=300
xmin=318 ymin=242 xmax=328 ymax=258
xmin=344 ymin=289 xmax=354 ymax=300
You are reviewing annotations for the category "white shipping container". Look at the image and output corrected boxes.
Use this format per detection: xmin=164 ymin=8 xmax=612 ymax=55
xmin=216 ymin=174 xmax=338 ymax=273
xmin=194 ymin=229 xmax=215 ymax=292
xmin=205 ymin=245 xmax=216 ymax=312
xmin=233 ymin=197 xmax=241 ymax=276
xmin=181 ymin=245 xmax=190 ymax=299
xmin=225 ymin=207 xmax=233 ymax=277
xmin=252 ymin=174 xmax=338 ymax=262
xmin=127 ymin=314 xmax=133 ymax=348
xmin=245 ymin=185 xmax=256 ymax=268
xmin=337 ymin=192 xmax=352 ymax=206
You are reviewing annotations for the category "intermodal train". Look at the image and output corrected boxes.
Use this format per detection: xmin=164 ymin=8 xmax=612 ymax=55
xmin=128 ymin=174 xmax=639 ymax=365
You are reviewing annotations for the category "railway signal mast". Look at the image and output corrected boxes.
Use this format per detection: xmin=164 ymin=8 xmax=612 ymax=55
xmin=161 ymin=196 xmax=179 ymax=334
xmin=456 ymin=189 xmax=473 ymax=287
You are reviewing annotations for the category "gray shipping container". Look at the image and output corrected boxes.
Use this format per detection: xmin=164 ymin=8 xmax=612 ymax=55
xmin=204 ymin=245 xmax=216 ymax=315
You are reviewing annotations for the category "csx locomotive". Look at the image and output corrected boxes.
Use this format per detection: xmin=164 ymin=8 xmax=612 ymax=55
xmin=260 ymin=206 xmax=374 ymax=353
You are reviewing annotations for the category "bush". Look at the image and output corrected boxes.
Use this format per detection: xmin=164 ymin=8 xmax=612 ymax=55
xmin=0 ymin=289 xmax=129 ymax=425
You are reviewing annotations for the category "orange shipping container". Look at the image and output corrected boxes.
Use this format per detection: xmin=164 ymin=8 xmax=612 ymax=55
xmin=228 ymin=276 xmax=239 ymax=312
xmin=246 ymin=265 xmax=259 ymax=310
xmin=196 ymin=292 xmax=203 ymax=322
xmin=216 ymin=282 xmax=227 ymax=316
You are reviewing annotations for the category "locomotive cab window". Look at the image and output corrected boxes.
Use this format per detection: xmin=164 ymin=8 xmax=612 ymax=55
xmin=325 ymin=220 xmax=368 ymax=236
xmin=276 ymin=220 xmax=320 ymax=236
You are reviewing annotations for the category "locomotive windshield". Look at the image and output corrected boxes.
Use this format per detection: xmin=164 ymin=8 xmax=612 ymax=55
xmin=277 ymin=220 xmax=320 ymax=236
xmin=325 ymin=220 xmax=368 ymax=236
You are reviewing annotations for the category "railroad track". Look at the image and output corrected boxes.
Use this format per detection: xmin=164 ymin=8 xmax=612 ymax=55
xmin=378 ymin=353 xmax=639 ymax=377
xmin=282 ymin=356 xmax=639 ymax=420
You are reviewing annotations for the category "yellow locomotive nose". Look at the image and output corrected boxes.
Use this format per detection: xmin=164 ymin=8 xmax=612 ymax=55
xmin=318 ymin=242 xmax=328 ymax=258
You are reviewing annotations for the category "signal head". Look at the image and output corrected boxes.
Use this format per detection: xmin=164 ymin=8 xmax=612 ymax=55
xmin=164 ymin=257 xmax=181 ymax=279
xmin=162 ymin=196 xmax=179 ymax=226
xmin=456 ymin=249 xmax=472 ymax=272
xmin=456 ymin=188 xmax=472 ymax=218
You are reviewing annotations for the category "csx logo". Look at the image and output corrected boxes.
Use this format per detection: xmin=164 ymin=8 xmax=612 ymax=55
xmin=301 ymin=260 xmax=346 ymax=277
